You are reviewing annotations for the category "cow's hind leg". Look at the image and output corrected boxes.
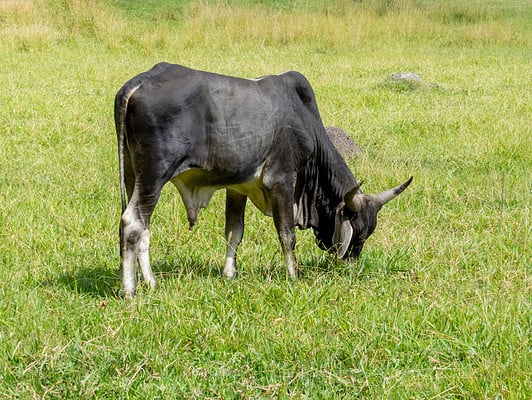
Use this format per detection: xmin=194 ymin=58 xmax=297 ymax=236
xmin=224 ymin=189 xmax=247 ymax=278
xmin=120 ymin=184 xmax=162 ymax=297
xmin=138 ymin=228 xmax=156 ymax=289
xmin=120 ymin=203 xmax=143 ymax=297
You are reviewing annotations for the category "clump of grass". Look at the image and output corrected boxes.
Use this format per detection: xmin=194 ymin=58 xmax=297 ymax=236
xmin=0 ymin=0 xmax=60 ymax=50
xmin=40 ymin=0 xmax=127 ymax=44
xmin=0 ymin=0 xmax=172 ymax=53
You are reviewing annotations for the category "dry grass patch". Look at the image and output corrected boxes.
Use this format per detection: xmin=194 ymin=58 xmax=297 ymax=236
xmin=179 ymin=1 xmax=526 ymax=49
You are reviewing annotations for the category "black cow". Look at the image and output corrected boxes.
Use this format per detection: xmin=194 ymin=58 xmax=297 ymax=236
xmin=115 ymin=63 xmax=412 ymax=296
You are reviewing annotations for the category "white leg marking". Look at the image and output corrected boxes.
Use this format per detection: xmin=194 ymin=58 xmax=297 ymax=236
xmin=121 ymin=252 xmax=137 ymax=297
xmin=120 ymin=207 xmax=142 ymax=297
xmin=279 ymin=231 xmax=299 ymax=280
xmin=286 ymin=252 xmax=299 ymax=280
xmin=138 ymin=229 xmax=157 ymax=289
xmin=223 ymin=257 xmax=237 ymax=279
xmin=223 ymin=230 xmax=240 ymax=278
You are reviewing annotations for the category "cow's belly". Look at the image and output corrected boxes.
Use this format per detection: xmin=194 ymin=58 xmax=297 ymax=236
xmin=229 ymin=178 xmax=272 ymax=217
xmin=170 ymin=165 xmax=273 ymax=227
xmin=227 ymin=162 xmax=272 ymax=216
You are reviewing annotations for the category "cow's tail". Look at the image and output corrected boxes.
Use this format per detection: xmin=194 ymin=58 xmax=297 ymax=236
xmin=114 ymin=82 xmax=141 ymax=214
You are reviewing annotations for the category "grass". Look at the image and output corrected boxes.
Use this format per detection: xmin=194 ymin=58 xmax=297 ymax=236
xmin=0 ymin=0 xmax=530 ymax=398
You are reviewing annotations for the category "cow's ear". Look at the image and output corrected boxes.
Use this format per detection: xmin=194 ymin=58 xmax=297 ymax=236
xmin=333 ymin=205 xmax=353 ymax=258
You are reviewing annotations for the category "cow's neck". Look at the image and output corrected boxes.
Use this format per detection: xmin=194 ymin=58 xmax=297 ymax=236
xmin=314 ymin=131 xmax=361 ymax=250
xmin=295 ymin=130 xmax=357 ymax=234
xmin=317 ymin=136 xmax=357 ymax=203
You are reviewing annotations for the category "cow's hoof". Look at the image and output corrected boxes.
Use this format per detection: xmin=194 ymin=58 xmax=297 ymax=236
xmin=223 ymin=259 xmax=238 ymax=279
xmin=223 ymin=267 xmax=238 ymax=279
xmin=120 ymin=289 xmax=136 ymax=299
xmin=143 ymin=278 xmax=157 ymax=290
xmin=288 ymin=269 xmax=302 ymax=280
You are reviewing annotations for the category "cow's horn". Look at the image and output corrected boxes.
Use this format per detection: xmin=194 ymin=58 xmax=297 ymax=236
xmin=375 ymin=176 xmax=413 ymax=207
xmin=344 ymin=181 xmax=363 ymax=212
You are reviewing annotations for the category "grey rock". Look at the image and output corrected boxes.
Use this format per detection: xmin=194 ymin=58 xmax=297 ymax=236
xmin=390 ymin=72 xmax=421 ymax=82
xmin=325 ymin=126 xmax=361 ymax=159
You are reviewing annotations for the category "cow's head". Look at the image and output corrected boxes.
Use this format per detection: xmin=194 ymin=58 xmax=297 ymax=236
xmin=320 ymin=176 xmax=413 ymax=259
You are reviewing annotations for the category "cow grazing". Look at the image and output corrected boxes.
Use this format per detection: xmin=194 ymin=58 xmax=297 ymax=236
xmin=115 ymin=63 xmax=412 ymax=296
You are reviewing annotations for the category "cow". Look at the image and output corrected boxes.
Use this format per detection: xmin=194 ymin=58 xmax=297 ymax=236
xmin=115 ymin=63 xmax=412 ymax=296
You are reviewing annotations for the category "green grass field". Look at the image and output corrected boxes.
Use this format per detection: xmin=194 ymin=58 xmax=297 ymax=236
xmin=0 ymin=0 xmax=530 ymax=398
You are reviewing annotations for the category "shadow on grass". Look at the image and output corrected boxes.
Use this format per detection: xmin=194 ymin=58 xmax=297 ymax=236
xmin=300 ymin=246 xmax=416 ymax=280
xmin=52 ymin=248 xmax=413 ymax=297
xmin=55 ymin=265 xmax=121 ymax=298
xmin=52 ymin=256 xmax=224 ymax=298
xmin=152 ymin=256 xmax=223 ymax=279
xmin=300 ymin=254 xmax=359 ymax=278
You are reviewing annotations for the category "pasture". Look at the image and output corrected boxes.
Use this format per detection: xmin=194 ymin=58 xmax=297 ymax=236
xmin=0 ymin=0 xmax=530 ymax=398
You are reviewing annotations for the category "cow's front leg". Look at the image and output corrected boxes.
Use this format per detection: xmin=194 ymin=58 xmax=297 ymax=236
xmin=279 ymin=228 xmax=298 ymax=279
xmin=271 ymin=192 xmax=299 ymax=279
xmin=224 ymin=189 xmax=247 ymax=278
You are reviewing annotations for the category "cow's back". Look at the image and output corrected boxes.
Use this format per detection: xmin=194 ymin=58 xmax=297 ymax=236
xmin=127 ymin=64 xmax=293 ymax=182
